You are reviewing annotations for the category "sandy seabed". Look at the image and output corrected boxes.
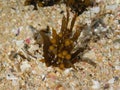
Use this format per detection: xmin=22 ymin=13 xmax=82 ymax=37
xmin=0 ymin=0 xmax=120 ymax=90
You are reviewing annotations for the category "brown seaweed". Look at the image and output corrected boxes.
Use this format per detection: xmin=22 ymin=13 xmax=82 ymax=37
xmin=39 ymin=9 xmax=96 ymax=70
xmin=65 ymin=0 xmax=94 ymax=15
xmin=24 ymin=0 xmax=95 ymax=15
xmin=24 ymin=0 xmax=61 ymax=10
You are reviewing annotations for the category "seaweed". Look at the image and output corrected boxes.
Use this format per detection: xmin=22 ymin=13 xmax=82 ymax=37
xmin=24 ymin=0 xmax=95 ymax=14
xmin=39 ymin=9 xmax=96 ymax=70
xmin=24 ymin=0 xmax=39 ymax=10
xmin=24 ymin=0 xmax=61 ymax=10
xmin=65 ymin=0 xmax=94 ymax=15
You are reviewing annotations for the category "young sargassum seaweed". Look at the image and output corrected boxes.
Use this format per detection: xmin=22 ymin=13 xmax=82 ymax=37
xmin=39 ymin=10 xmax=96 ymax=70
xmin=65 ymin=0 xmax=94 ymax=15
xmin=24 ymin=0 xmax=94 ymax=14
xmin=24 ymin=0 xmax=61 ymax=10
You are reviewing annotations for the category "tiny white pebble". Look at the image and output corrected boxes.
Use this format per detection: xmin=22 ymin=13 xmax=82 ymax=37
xmin=90 ymin=7 xmax=100 ymax=13
xmin=115 ymin=65 xmax=120 ymax=70
xmin=6 ymin=73 xmax=18 ymax=80
xmin=108 ymin=78 xmax=115 ymax=84
xmin=92 ymin=80 xmax=100 ymax=89
xmin=94 ymin=29 xmax=99 ymax=33
xmin=106 ymin=5 xmax=118 ymax=11
xmin=15 ymin=40 xmax=24 ymax=48
xmin=32 ymin=70 xmax=36 ymax=74
xmin=64 ymin=68 xmax=72 ymax=75
xmin=114 ymin=43 xmax=120 ymax=49
xmin=20 ymin=61 xmax=31 ymax=72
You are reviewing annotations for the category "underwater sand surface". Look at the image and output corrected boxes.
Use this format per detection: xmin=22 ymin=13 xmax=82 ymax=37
xmin=0 ymin=0 xmax=120 ymax=90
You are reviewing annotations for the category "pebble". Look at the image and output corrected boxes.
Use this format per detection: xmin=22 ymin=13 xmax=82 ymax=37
xmin=90 ymin=7 xmax=100 ymax=13
xmin=15 ymin=40 xmax=24 ymax=48
xmin=114 ymin=43 xmax=120 ymax=49
xmin=106 ymin=5 xmax=118 ymax=11
xmin=108 ymin=78 xmax=115 ymax=84
xmin=104 ymin=83 xmax=110 ymax=89
xmin=91 ymin=80 xmax=100 ymax=89
xmin=6 ymin=73 xmax=18 ymax=80
xmin=64 ymin=68 xmax=72 ymax=75
xmin=20 ymin=61 xmax=31 ymax=72
xmin=115 ymin=65 xmax=120 ymax=70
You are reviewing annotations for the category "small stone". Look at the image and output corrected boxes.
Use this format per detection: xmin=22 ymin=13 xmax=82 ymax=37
xmin=20 ymin=61 xmax=31 ymax=72
xmin=15 ymin=40 xmax=24 ymax=48
xmin=108 ymin=78 xmax=115 ymax=84
xmin=64 ymin=68 xmax=72 ymax=75
xmin=115 ymin=65 xmax=120 ymax=70
xmin=90 ymin=7 xmax=100 ymax=13
xmin=104 ymin=83 xmax=110 ymax=89
xmin=114 ymin=76 xmax=119 ymax=81
xmin=114 ymin=43 xmax=120 ymax=49
xmin=92 ymin=80 xmax=100 ymax=89
xmin=6 ymin=73 xmax=18 ymax=80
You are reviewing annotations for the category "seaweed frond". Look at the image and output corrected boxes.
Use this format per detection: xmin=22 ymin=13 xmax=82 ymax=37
xmin=39 ymin=9 xmax=96 ymax=70
xmin=65 ymin=0 xmax=95 ymax=15
xmin=24 ymin=0 xmax=95 ymax=14
xmin=24 ymin=0 xmax=61 ymax=10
